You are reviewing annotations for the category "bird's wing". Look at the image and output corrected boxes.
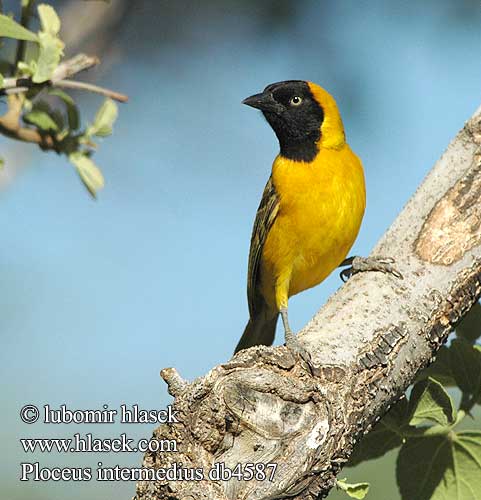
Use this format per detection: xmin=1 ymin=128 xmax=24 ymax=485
xmin=247 ymin=175 xmax=280 ymax=316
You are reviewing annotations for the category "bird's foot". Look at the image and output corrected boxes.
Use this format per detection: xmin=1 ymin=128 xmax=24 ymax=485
xmin=285 ymin=331 xmax=318 ymax=376
xmin=280 ymin=307 xmax=318 ymax=376
xmin=340 ymin=256 xmax=403 ymax=282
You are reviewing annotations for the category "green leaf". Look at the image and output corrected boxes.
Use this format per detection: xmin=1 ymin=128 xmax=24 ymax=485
xmin=348 ymin=397 xmax=409 ymax=466
xmin=0 ymin=157 xmax=4 ymax=170
xmin=457 ymin=302 xmax=481 ymax=343
xmin=48 ymin=89 xmax=80 ymax=130
xmin=38 ymin=4 xmax=61 ymax=36
xmin=450 ymin=339 xmax=481 ymax=397
xmin=17 ymin=60 xmax=35 ymax=77
xmin=32 ymin=31 xmax=64 ymax=83
xmin=0 ymin=13 xmax=39 ymax=42
xmin=69 ymin=153 xmax=104 ymax=197
xmin=416 ymin=345 xmax=456 ymax=387
xmin=408 ymin=378 xmax=455 ymax=427
xmin=0 ymin=73 xmax=3 ymax=88
xmin=337 ymin=479 xmax=370 ymax=499
xmin=397 ymin=431 xmax=481 ymax=500
xmin=49 ymin=109 xmax=65 ymax=131
xmin=32 ymin=4 xmax=64 ymax=83
xmin=24 ymin=100 xmax=66 ymax=132
xmin=23 ymin=110 xmax=59 ymax=132
xmin=87 ymin=99 xmax=118 ymax=137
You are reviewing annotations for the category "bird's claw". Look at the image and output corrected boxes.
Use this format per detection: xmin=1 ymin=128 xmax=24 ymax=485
xmin=285 ymin=336 xmax=319 ymax=376
xmin=375 ymin=257 xmax=395 ymax=265
xmin=340 ymin=256 xmax=403 ymax=282
xmin=340 ymin=267 xmax=353 ymax=282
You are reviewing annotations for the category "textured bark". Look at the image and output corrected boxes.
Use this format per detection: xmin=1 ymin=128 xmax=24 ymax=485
xmin=134 ymin=104 xmax=481 ymax=500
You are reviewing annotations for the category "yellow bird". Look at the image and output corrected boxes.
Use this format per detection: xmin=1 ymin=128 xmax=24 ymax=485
xmin=235 ymin=80 xmax=368 ymax=360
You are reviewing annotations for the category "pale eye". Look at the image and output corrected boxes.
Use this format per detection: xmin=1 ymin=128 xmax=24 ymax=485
xmin=289 ymin=96 xmax=303 ymax=106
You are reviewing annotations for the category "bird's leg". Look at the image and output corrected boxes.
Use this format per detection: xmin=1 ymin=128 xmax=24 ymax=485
xmin=339 ymin=255 xmax=403 ymax=282
xmin=280 ymin=307 xmax=316 ymax=375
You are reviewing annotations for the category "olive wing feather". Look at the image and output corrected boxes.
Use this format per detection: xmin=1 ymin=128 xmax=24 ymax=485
xmin=247 ymin=176 xmax=280 ymax=316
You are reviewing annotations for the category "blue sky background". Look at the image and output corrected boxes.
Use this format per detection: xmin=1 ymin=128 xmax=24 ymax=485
xmin=1 ymin=1 xmax=481 ymax=499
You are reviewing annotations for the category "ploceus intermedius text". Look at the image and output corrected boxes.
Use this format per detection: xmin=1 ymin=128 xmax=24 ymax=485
xmin=235 ymin=80 xmax=399 ymax=364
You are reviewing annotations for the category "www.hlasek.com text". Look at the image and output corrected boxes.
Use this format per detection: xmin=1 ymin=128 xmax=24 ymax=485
xmin=21 ymin=433 xmax=176 ymax=454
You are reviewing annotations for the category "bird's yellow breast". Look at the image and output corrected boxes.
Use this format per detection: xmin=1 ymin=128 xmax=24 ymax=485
xmin=259 ymin=145 xmax=366 ymax=310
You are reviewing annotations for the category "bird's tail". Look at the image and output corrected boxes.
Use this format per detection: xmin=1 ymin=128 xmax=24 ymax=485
xmin=234 ymin=313 xmax=279 ymax=354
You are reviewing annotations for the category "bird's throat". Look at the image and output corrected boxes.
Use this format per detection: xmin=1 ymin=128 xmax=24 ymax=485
xmin=278 ymin=135 xmax=319 ymax=162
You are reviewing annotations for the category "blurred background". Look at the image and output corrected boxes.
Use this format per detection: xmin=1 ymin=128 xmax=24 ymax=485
xmin=1 ymin=1 xmax=481 ymax=499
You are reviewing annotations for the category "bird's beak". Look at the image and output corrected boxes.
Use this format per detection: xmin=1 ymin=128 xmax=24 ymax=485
xmin=242 ymin=91 xmax=279 ymax=113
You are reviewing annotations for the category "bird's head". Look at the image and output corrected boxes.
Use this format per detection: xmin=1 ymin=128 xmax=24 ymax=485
xmin=243 ymin=80 xmax=345 ymax=161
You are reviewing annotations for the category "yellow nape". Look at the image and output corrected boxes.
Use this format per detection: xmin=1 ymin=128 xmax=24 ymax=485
xmin=307 ymin=82 xmax=346 ymax=150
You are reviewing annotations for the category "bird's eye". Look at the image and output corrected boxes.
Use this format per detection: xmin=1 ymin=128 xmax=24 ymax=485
xmin=289 ymin=96 xmax=303 ymax=106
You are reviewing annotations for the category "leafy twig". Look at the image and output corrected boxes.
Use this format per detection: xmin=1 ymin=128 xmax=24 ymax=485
xmin=1 ymin=53 xmax=127 ymax=102
xmin=0 ymin=2 xmax=124 ymax=197
xmin=0 ymin=53 xmax=126 ymax=150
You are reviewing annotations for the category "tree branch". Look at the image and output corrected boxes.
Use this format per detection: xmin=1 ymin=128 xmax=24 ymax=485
xmin=134 ymin=104 xmax=481 ymax=500
xmin=54 ymin=79 xmax=128 ymax=102
xmin=0 ymin=94 xmax=54 ymax=148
